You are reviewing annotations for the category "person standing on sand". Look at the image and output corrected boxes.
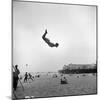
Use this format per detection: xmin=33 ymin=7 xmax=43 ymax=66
xmin=24 ymin=72 xmax=28 ymax=82
xmin=13 ymin=65 xmax=20 ymax=91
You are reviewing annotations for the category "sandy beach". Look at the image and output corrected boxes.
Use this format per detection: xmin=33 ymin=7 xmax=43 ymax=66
xmin=13 ymin=73 xmax=97 ymax=99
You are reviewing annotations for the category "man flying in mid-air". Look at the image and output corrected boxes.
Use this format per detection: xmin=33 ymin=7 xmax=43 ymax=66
xmin=42 ymin=29 xmax=59 ymax=47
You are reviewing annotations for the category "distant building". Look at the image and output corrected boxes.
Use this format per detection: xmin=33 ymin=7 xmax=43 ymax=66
xmin=63 ymin=63 xmax=96 ymax=70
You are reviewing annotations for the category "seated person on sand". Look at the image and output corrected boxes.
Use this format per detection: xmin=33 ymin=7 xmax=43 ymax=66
xmin=61 ymin=76 xmax=68 ymax=84
xmin=42 ymin=29 xmax=59 ymax=47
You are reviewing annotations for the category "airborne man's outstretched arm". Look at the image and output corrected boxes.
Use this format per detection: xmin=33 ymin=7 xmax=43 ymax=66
xmin=42 ymin=29 xmax=48 ymax=40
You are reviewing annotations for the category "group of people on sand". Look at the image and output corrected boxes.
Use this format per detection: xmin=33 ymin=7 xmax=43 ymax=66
xmin=24 ymin=72 xmax=34 ymax=82
xmin=13 ymin=65 xmax=68 ymax=92
xmin=13 ymin=65 xmax=34 ymax=91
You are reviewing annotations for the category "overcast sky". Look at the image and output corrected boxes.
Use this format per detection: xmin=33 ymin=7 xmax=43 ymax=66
xmin=13 ymin=1 xmax=96 ymax=73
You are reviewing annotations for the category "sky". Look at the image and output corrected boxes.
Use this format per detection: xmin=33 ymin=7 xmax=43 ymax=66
xmin=13 ymin=1 xmax=96 ymax=73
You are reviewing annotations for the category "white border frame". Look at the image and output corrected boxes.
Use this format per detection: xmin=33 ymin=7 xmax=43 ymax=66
xmin=0 ymin=0 xmax=99 ymax=100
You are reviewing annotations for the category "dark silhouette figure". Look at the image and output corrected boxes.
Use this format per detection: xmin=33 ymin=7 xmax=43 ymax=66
xmin=42 ymin=29 xmax=59 ymax=47
xmin=13 ymin=65 xmax=20 ymax=91
xmin=24 ymin=72 xmax=28 ymax=82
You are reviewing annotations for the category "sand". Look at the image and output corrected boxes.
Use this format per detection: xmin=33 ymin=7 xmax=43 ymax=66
xmin=13 ymin=73 xmax=97 ymax=99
